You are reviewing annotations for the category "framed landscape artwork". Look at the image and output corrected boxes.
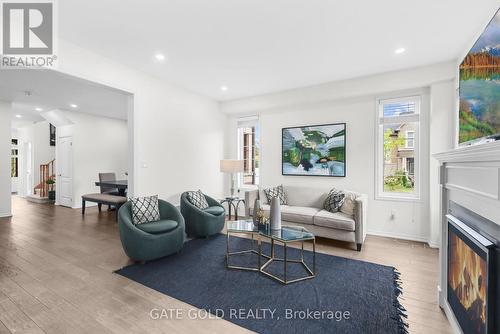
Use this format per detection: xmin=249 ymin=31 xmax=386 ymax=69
xmin=282 ymin=123 xmax=346 ymax=177
xmin=459 ymin=8 xmax=500 ymax=145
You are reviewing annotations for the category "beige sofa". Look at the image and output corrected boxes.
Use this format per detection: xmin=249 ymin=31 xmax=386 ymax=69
xmin=245 ymin=186 xmax=367 ymax=251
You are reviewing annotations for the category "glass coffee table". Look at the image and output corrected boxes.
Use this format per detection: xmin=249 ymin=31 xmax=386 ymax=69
xmin=226 ymin=220 xmax=316 ymax=284
xmin=226 ymin=220 xmax=269 ymax=271
xmin=259 ymin=225 xmax=316 ymax=285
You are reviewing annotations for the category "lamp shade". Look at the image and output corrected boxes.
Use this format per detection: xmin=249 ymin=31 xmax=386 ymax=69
xmin=220 ymin=159 xmax=244 ymax=173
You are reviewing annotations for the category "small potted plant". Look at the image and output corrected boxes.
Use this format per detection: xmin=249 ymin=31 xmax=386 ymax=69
xmin=46 ymin=178 xmax=56 ymax=200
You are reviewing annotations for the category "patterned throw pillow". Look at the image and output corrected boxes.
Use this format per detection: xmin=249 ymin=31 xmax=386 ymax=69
xmin=130 ymin=195 xmax=161 ymax=225
xmin=323 ymin=188 xmax=346 ymax=213
xmin=264 ymin=185 xmax=288 ymax=205
xmin=187 ymin=190 xmax=209 ymax=209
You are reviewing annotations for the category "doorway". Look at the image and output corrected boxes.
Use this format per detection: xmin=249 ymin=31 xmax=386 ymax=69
xmin=3 ymin=69 xmax=134 ymax=214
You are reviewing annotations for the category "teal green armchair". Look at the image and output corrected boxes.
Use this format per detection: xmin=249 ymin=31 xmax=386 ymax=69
xmin=118 ymin=199 xmax=185 ymax=262
xmin=180 ymin=192 xmax=225 ymax=237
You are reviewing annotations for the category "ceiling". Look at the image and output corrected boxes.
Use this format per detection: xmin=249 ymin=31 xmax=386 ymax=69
xmin=0 ymin=70 xmax=130 ymax=128
xmin=58 ymin=0 xmax=500 ymax=101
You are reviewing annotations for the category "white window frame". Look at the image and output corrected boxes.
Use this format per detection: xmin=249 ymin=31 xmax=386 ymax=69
xmin=237 ymin=116 xmax=260 ymax=189
xmin=405 ymin=130 xmax=415 ymax=149
xmin=375 ymin=96 xmax=421 ymax=201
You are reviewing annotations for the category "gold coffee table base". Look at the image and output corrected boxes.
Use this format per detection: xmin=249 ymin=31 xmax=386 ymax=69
xmin=226 ymin=221 xmax=316 ymax=284
xmin=259 ymin=237 xmax=316 ymax=285
xmin=226 ymin=232 xmax=270 ymax=272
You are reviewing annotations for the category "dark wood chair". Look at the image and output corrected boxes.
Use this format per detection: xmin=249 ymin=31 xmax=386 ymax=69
xmin=99 ymin=173 xmax=120 ymax=195
xmin=99 ymin=173 xmax=122 ymax=210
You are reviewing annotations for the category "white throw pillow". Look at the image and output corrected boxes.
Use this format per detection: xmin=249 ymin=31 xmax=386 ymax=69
xmin=340 ymin=191 xmax=357 ymax=216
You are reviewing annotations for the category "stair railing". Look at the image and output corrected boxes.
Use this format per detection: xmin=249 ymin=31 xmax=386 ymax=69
xmin=35 ymin=159 xmax=55 ymax=198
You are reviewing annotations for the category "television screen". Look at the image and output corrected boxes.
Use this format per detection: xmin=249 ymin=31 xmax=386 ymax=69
xmin=459 ymin=9 xmax=500 ymax=144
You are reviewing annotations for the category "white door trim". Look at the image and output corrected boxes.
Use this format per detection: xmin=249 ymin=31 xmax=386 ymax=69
xmin=57 ymin=135 xmax=73 ymax=207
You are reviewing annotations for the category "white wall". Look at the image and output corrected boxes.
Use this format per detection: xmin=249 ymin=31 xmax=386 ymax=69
xmin=32 ymin=122 xmax=56 ymax=186
xmin=55 ymin=111 xmax=128 ymax=208
xmin=55 ymin=40 xmax=227 ymax=205
xmin=428 ymin=80 xmax=455 ymax=247
xmin=0 ymin=101 xmax=12 ymax=217
xmin=223 ymin=63 xmax=456 ymax=243
xmin=17 ymin=121 xmax=56 ymax=195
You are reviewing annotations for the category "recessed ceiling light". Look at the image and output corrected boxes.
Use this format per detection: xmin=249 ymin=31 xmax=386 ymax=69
xmin=69 ymin=103 xmax=78 ymax=108
xmin=220 ymin=86 xmax=228 ymax=92
xmin=395 ymin=48 xmax=406 ymax=54
xmin=35 ymin=107 xmax=43 ymax=112
xmin=155 ymin=53 xmax=166 ymax=61
xmin=15 ymin=114 xmax=22 ymax=118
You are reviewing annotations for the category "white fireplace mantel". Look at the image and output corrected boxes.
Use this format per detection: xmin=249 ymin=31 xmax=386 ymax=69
xmin=433 ymin=142 xmax=500 ymax=334
xmin=434 ymin=140 xmax=500 ymax=164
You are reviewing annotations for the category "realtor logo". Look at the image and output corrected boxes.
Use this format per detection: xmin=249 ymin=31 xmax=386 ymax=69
xmin=1 ymin=0 xmax=57 ymax=68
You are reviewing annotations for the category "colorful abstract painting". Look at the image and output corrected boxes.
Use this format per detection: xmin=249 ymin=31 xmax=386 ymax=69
xmin=282 ymin=123 xmax=346 ymax=177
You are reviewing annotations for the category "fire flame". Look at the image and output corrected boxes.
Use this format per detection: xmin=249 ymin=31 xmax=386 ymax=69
xmin=448 ymin=232 xmax=487 ymax=324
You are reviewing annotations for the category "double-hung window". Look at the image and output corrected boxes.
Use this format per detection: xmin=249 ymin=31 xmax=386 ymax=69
xmin=376 ymin=96 xmax=420 ymax=200
xmin=237 ymin=116 xmax=260 ymax=187
xmin=405 ymin=131 xmax=415 ymax=149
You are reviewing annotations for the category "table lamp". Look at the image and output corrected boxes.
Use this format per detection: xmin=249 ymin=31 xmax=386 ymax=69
xmin=220 ymin=159 xmax=244 ymax=197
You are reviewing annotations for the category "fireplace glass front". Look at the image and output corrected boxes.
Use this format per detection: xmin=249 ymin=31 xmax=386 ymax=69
xmin=448 ymin=217 xmax=494 ymax=334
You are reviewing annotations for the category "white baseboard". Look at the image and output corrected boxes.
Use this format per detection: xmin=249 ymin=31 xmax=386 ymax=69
xmin=367 ymin=230 xmax=429 ymax=244
xmin=0 ymin=212 xmax=12 ymax=218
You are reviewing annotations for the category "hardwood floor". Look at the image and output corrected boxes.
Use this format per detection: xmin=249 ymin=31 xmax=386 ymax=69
xmin=0 ymin=196 xmax=452 ymax=334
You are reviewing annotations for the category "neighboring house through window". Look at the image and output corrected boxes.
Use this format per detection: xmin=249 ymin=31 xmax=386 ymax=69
xmin=237 ymin=116 xmax=260 ymax=187
xmin=11 ymin=140 xmax=18 ymax=178
xmin=376 ymin=96 xmax=420 ymax=199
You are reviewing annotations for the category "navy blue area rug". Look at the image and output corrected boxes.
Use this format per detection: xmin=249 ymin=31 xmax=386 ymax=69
xmin=116 ymin=234 xmax=408 ymax=334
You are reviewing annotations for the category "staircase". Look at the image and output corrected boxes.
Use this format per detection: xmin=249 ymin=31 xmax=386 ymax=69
xmin=32 ymin=159 xmax=55 ymax=201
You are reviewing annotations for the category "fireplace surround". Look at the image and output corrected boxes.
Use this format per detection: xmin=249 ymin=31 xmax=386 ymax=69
xmin=434 ymin=141 xmax=500 ymax=334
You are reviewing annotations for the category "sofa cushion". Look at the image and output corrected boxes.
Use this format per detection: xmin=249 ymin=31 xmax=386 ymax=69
xmin=203 ymin=206 xmax=225 ymax=216
xmin=340 ymin=191 xmax=358 ymax=216
xmin=281 ymin=206 xmax=321 ymax=225
xmin=249 ymin=204 xmax=271 ymax=216
xmin=283 ymin=186 xmax=327 ymax=208
xmin=313 ymin=210 xmax=355 ymax=231
xmin=130 ymin=195 xmax=161 ymax=225
xmin=136 ymin=219 xmax=178 ymax=234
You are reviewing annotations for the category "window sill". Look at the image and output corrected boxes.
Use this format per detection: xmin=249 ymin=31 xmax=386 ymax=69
xmin=375 ymin=193 xmax=421 ymax=203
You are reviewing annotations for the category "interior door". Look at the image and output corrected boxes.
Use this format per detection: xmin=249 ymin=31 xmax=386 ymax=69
xmin=58 ymin=136 xmax=73 ymax=207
